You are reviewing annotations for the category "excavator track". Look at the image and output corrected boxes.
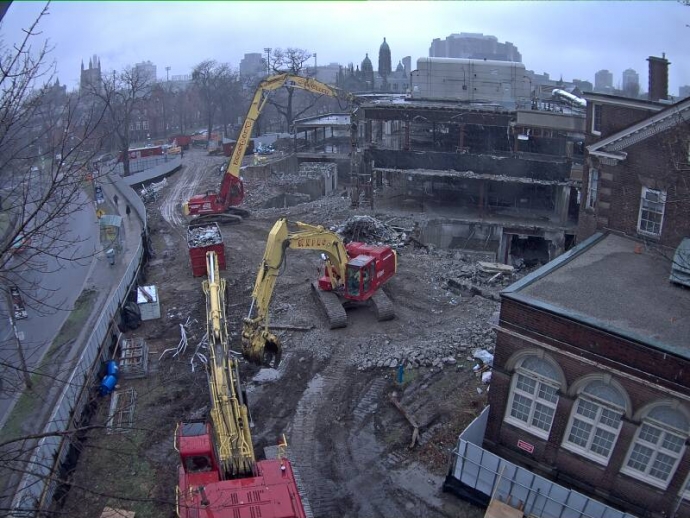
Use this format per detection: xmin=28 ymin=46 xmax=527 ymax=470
xmin=371 ymin=289 xmax=395 ymax=321
xmin=311 ymin=282 xmax=347 ymax=329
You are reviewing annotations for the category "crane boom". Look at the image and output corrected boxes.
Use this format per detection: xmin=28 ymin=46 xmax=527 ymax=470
xmin=183 ymin=74 xmax=358 ymax=219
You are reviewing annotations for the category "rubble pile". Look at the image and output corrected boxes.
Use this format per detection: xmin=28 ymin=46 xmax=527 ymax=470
xmin=298 ymin=162 xmax=337 ymax=178
xmin=347 ymin=319 xmax=497 ymax=372
xmin=187 ymin=224 xmax=222 ymax=247
xmin=334 ymin=215 xmax=399 ymax=244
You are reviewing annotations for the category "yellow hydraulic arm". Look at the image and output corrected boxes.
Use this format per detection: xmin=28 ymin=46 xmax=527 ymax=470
xmin=202 ymin=251 xmax=256 ymax=478
xmin=242 ymin=218 xmax=350 ymax=366
xmin=225 ymin=73 xmax=358 ymax=182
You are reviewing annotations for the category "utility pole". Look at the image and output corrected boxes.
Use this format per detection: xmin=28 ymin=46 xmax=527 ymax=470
xmin=313 ymin=53 xmax=317 ymax=78
xmin=264 ymin=47 xmax=272 ymax=75
xmin=5 ymin=290 xmax=32 ymax=390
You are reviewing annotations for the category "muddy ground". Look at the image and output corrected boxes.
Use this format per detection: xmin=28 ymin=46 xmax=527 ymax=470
xmin=61 ymin=148 xmax=519 ymax=518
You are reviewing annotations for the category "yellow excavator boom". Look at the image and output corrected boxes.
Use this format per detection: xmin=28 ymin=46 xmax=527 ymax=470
xmin=241 ymin=218 xmax=352 ymax=366
xmin=203 ymin=251 xmax=256 ymax=478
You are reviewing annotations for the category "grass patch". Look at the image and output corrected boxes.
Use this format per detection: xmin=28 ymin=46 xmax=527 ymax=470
xmin=48 ymin=288 xmax=98 ymax=357
xmin=0 ymin=379 xmax=41 ymax=443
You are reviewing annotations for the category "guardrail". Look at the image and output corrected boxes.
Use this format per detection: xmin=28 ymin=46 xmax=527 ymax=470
xmin=10 ymin=173 xmax=148 ymax=516
xmin=446 ymin=407 xmax=638 ymax=518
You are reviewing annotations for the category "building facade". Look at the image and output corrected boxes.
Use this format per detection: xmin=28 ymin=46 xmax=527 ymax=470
xmin=621 ymin=68 xmax=639 ymax=98
xmin=578 ymin=92 xmax=690 ymax=250
xmin=239 ymin=53 xmax=265 ymax=79
xmin=134 ymin=60 xmax=157 ymax=83
xmin=594 ymin=69 xmax=613 ymax=93
xmin=429 ymin=33 xmax=522 ymax=62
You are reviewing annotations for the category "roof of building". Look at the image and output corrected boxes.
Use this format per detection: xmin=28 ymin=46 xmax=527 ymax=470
xmin=503 ymin=232 xmax=690 ymax=359
xmin=587 ymin=96 xmax=690 ymax=160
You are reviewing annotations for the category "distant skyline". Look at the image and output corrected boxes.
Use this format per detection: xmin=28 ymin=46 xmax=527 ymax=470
xmin=1 ymin=1 xmax=689 ymax=95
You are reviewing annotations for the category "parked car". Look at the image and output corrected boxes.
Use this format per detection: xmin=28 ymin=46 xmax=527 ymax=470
xmin=10 ymin=285 xmax=27 ymax=320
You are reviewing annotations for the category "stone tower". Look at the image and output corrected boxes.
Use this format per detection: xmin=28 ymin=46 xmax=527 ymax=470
xmin=361 ymin=53 xmax=375 ymax=90
xmin=80 ymin=55 xmax=102 ymax=92
xmin=378 ymin=37 xmax=392 ymax=91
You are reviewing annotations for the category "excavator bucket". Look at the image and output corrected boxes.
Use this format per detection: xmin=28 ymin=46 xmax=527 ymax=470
xmin=241 ymin=320 xmax=282 ymax=368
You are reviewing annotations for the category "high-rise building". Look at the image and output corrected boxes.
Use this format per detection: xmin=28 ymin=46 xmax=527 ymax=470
xmin=622 ymin=68 xmax=640 ymax=98
xmin=594 ymin=69 xmax=613 ymax=93
xmin=80 ymin=55 xmax=102 ymax=92
xmin=239 ymin=53 xmax=265 ymax=79
xmin=429 ymin=33 xmax=521 ymax=62
xmin=134 ymin=60 xmax=157 ymax=83
xmin=402 ymin=56 xmax=411 ymax=75
xmin=679 ymin=85 xmax=690 ymax=99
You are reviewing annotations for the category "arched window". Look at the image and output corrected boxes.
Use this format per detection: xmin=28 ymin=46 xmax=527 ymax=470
xmin=562 ymin=379 xmax=627 ymax=463
xmin=504 ymin=355 xmax=563 ymax=439
xmin=622 ymin=403 xmax=690 ymax=489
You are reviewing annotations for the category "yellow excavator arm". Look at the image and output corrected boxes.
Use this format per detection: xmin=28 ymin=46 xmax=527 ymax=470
xmin=241 ymin=218 xmax=350 ymax=366
xmin=226 ymin=73 xmax=358 ymax=182
xmin=203 ymin=251 xmax=256 ymax=478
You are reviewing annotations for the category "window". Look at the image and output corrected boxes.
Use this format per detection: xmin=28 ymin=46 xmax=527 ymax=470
xmin=562 ymin=380 xmax=625 ymax=464
xmin=143 ymin=120 xmax=149 ymax=130
xmin=586 ymin=169 xmax=599 ymax=210
xmin=637 ymin=187 xmax=666 ymax=237
xmin=622 ymin=405 xmax=689 ymax=489
xmin=505 ymin=356 xmax=562 ymax=439
xmin=135 ymin=121 xmax=141 ymax=131
xmin=592 ymin=104 xmax=602 ymax=135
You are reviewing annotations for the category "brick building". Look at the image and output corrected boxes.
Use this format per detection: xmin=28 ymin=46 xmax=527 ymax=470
xmin=578 ymin=93 xmax=690 ymax=250
xmin=485 ymin=231 xmax=690 ymax=517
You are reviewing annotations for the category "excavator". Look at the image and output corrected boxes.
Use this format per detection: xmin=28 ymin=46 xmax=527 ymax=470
xmin=242 ymin=218 xmax=397 ymax=366
xmin=182 ymin=73 xmax=358 ymax=223
xmin=175 ymin=251 xmax=307 ymax=518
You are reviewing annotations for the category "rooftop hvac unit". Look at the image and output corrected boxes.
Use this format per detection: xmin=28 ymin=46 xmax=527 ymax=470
xmin=669 ymin=237 xmax=690 ymax=288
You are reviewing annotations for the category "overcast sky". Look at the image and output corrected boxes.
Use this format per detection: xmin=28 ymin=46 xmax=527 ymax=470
xmin=1 ymin=1 xmax=688 ymax=95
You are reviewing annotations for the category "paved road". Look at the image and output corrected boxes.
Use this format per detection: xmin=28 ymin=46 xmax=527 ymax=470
xmin=0 ymin=189 xmax=99 ymax=417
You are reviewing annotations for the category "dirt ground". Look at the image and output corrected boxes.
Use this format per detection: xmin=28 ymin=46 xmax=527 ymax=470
xmin=61 ymin=148 xmax=515 ymax=518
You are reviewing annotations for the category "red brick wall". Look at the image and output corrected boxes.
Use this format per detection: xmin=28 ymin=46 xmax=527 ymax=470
xmin=580 ymin=100 xmax=690 ymax=249
xmin=485 ymin=297 xmax=690 ymax=517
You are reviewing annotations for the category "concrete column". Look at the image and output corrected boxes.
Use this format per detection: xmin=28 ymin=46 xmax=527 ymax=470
xmin=556 ymin=185 xmax=571 ymax=225
xmin=478 ymin=180 xmax=486 ymax=217
xmin=458 ymin=124 xmax=465 ymax=151
xmin=404 ymin=121 xmax=410 ymax=151
xmin=545 ymin=230 xmax=565 ymax=261
xmin=497 ymin=229 xmax=510 ymax=264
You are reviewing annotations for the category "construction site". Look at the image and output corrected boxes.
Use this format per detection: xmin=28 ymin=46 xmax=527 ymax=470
xmin=44 ymin=70 xmax=597 ymax=518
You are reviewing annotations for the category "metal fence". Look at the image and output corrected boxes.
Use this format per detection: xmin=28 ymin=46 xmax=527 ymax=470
xmin=10 ymin=173 xmax=147 ymax=516
xmin=448 ymin=407 xmax=638 ymax=518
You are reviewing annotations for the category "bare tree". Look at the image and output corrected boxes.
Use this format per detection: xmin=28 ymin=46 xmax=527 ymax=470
xmin=268 ymin=47 xmax=322 ymax=130
xmin=192 ymin=59 xmax=223 ymax=145
xmin=214 ymin=65 xmax=244 ymax=138
xmin=87 ymin=66 xmax=153 ymax=177
xmin=0 ymin=4 xmax=108 ymax=392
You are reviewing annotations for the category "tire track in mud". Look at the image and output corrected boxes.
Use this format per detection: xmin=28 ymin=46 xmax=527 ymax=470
xmin=161 ymin=152 xmax=217 ymax=229
xmin=288 ymin=349 xmax=422 ymax=518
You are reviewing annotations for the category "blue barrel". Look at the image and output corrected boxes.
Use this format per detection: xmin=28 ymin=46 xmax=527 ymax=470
xmin=100 ymin=375 xmax=117 ymax=396
xmin=106 ymin=360 xmax=119 ymax=377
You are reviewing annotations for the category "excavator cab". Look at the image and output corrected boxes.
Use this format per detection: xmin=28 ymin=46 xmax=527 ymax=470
xmin=344 ymin=256 xmax=376 ymax=301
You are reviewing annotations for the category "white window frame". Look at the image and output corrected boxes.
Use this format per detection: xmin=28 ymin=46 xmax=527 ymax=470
xmin=682 ymin=473 xmax=690 ymax=501
xmin=637 ymin=187 xmax=667 ymax=237
xmin=505 ymin=367 xmax=560 ymax=440
xmin=562 ymin=395 xmax=623 ymax=465
xmin=143 ymin=120 xmax=149 ymax=131
xmin=621 ymin=419 xmax=687 ymax=490
xmin=591 ymin=104 xmax=602 ymax=135
xmin=586 ymin=169 xmax=599 ymax=210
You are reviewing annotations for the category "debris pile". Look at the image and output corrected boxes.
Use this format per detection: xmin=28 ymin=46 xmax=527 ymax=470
xmin=334 ymin=215 xmax=398 ymax=244
xmin=187 ymin=224 xmax=222 ymax=247
xmin=298 ymin=162 xmax=337 ymax=178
